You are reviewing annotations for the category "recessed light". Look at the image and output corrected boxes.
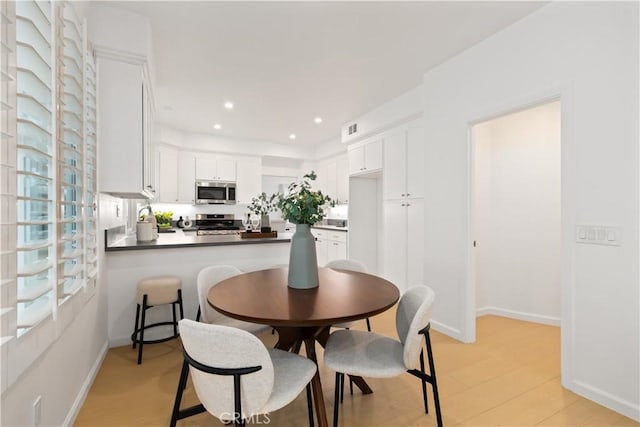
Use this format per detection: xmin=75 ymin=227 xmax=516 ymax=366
xmin=314 ymin=117 xmax=323 ymax=124
xmin=224 ymin=102 xmax=234 ymax=110
xmin=289 ymin=134 xmax=297 ymax=140
xmin=213 ymin=124 xmax=221 ymax=130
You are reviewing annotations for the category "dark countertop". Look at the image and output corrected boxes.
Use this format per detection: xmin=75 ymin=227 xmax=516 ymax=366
xmin=106 ymin=229 xmax=293 ymax=252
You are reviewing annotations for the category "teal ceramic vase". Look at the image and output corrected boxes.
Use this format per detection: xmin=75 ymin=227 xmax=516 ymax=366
xmin=288 ymin=224 xmax=319 ymax=289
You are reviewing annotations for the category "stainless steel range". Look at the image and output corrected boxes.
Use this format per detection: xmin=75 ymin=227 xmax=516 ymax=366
xmin=195 ymin=214 xmax=241 ymax=236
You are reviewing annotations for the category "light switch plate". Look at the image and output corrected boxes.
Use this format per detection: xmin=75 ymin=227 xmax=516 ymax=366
xmin=576 ymin=225 xmax=620 ymax=246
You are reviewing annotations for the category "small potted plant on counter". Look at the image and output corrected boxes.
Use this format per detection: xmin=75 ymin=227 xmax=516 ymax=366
xmin=248 ymin=192 xmax=279 ymax=233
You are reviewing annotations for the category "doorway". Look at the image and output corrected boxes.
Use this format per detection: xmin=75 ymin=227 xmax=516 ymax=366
xmin=471 ymin=100 xmax=561 ymax=326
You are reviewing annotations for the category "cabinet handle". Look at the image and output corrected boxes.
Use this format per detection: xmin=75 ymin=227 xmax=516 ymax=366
xmin=401 ymin=203 xmax=406 ymax=207
xmin=406 ymin=203 xmax=411 ymax=207
xmin=401 ymin=193 xmax=405 ymax=197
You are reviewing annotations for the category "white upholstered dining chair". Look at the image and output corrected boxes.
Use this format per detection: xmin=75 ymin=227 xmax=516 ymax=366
xmin=324 ymin=259 xmax=371 ymax=331
xmin=196 ymin=265 xmax=268 ymax=334
xmin=323 ymin=285 xmax=443 ymax=427
xmin=171 ymin=319 xmax=317 ymax=427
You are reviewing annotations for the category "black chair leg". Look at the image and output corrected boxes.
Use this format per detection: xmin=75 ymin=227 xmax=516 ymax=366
xmin=177 ymin=289 xmax=184 ymax=320
xmin=137 ymin=295 xmax=148 ymax=365
xmin=339 ymin=373 xmax=344 ymax=404
xmin=419 ymin=350 xmax=429 ymax=413
xmin=132 ymin=303 xmax=140 ymax=349
xmin=333 ymin=372 xmax=342 ymax=427
xmin=170 ymin=358 xmax=190 ymax=427
xmin=366 ymin=317 xmax=372 ymax=331
xmin=425 ymin=329 xmax=443 ymax=427
xmin=306 ymin=384 xmax=315 ymax=427
xmin=172 ymin=302 xmax=178 ymax=337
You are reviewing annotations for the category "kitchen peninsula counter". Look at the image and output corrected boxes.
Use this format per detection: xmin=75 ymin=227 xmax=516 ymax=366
xmin=105 ymin=229 xmax=293 ymax=252
xmin=104 ymin=227 xmax=292 ymax=345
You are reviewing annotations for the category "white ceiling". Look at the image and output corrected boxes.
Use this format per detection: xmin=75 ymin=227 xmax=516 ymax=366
xmin=103 ymin=1 xmax=547 ymax=146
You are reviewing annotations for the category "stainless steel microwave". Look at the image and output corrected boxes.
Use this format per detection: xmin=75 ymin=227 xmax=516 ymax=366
xmin=195 ymin=181 xmax=236 ymax=204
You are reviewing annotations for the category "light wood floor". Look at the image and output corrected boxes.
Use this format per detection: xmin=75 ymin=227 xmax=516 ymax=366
xmin=75 ymin=310 xmax=638 ymax=426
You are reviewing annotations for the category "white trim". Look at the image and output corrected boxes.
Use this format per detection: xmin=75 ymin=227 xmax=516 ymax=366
xmin=430 ymin=320 xmax=467 ymax=343
xmin=92 ymin=45 xmax=146 ymax=66
xmin=62 ymin=340 xmax=109 ymax=427
xmin=475 ymin=306 xmax=561 ymax=327
xmin=108 ymin=335 xmax=132 ymax=348
xmin=571 ymin=380 xmax=640 ymax=422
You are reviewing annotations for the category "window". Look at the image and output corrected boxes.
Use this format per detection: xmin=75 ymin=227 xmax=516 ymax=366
xmin=0 ymin=0 xmax=97 ymax=390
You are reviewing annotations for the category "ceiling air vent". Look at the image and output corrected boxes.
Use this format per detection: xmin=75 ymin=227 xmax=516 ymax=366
xmin=347 ymin=123 xmax=358 ymax=135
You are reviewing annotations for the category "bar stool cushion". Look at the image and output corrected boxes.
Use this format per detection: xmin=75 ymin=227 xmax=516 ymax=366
xmin=137 ymin=276 xmax=182 ymax=305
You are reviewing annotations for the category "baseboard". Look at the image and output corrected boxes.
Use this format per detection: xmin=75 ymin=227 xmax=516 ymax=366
xmin=109 ymin=335 xmax=133 ymax=348
xmin=63 ymin=340 xmax=109 ymax=426
xmin=476 ymin=306 xmax=561 ymax=326
xmin=572 ymin=380 xmax=640 ymax=422
xmin=430 ymin=319 xmax=464 ymax=341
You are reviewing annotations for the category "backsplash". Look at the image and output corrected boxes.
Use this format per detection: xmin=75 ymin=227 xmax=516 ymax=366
xmin=147 ymin=201 xmax=349 ymax=222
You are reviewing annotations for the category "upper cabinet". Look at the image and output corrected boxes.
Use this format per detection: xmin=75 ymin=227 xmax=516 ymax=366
xmin=98 ymin=58 xmax=155 ymax=198
xmin=154 ymin=149 xmax=260 ymax=204
xmin=383 ymin=124 xmax=424 ymax=200
xmin=156 ymin=145 xmax=179 ymax=203
xmin=236 ymin=157 xmax=262 ymax=204
xmin=177 ymin=152 xmax=196 ymax=203
xmin=348 ymin=139 xmax=383 ymax=176
xmin=315 ymin=152 xmax=349 ymax=204
xmin=195 ymin=155 xmax=236 ymax=181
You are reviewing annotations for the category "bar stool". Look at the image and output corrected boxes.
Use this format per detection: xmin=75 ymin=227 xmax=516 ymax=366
xmin=131 ymin=275 xmax=184 ymax=364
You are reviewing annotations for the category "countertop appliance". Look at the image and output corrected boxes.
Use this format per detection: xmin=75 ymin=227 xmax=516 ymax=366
xmin=195 ymin=181 xmax=236 ymax=205
xmin=195 ymin=214 xmax=241 ymax=236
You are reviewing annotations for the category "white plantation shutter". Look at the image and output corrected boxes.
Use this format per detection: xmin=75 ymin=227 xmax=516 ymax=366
xmin=1 ymin=0 xmax=17 ymax=345
xmin=84 ymin=41 xmax=97 ymax=289
xmin=58 ymin=2 xmax=84 ymax=298
xmin=15 ymin=0 xmax=55 ymax=331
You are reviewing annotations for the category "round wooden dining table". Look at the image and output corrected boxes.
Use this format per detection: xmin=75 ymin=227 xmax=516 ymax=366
xmin=208 ymin=267 xmax=400 ymax=427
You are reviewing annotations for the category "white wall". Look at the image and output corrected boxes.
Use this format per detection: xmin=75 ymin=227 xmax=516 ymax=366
xmin=422 ymin=2 xmax=638 ymax=420
xmin=0 ymin=195 xmax=120 ymax=426
xmin=341 ymin=85 xmax=422 ymax=144
xmin=473 ymin=101 xmax=561 ymax=324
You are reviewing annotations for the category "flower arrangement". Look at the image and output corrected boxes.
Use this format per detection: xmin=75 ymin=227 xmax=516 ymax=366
xmin=248 ymin=192 xmax=279 ymax=217
xmin=276 ymin=171 xmax=334 ymax=225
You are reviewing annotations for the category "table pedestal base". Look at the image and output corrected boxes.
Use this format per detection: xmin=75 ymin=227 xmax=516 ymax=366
xmin=274 ymin=326 xmax=373 ymax=427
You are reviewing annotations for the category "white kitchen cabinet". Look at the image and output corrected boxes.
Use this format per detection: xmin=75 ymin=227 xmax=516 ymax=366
xmin=382 ymin=198 xmax=424 ymax=292
xmin=327 ymin=231 xmax=348 ymax=262
xmin=177 ymin=152 xmax=197 ymax=203
xmin=156 ymin=145 xmax=179 ymax=202
xmin=236 ymin=157 xmax=262 ymax=204
xmin=316 ymin=153 xmax=349 ymax=204
xmin=348 ymin=139 xmax=383 ymax=176
xmin=195 ymin=155 xmax=236 ymax=181
xmin=336 ymin=155 xmax=349 ymax=204
xmin=98 ymin=57 xmax=155 ymax=198
xmin=312 ymin=229 xmax=329 ymax=266
xmin=313 ymin=228 xmax=348 ymax=265
xmin=383 ymin=125 xmax=424 ymax=200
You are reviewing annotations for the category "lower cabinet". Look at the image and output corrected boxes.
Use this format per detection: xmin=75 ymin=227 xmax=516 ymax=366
xmin=312 ymin=228 xmax=348 ymax=266
xmin=312 ymin=229 xmax=329 ymax=266
xmin=327 ymin=231 xmax=348 ymax=262
xmin=382 ymin=198 xmax=424 ymax=292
